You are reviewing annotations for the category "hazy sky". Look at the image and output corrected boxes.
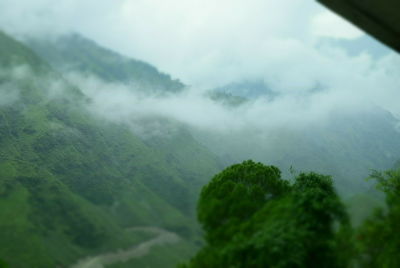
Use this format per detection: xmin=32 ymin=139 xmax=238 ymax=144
xmin=0 ymin=0 xmax=399 ymax=124
xmin=0 ymin=0 xmax=371 ymax=87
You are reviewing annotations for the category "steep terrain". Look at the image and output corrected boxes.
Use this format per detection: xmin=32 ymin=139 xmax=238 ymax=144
xmin=2 ymin=30 xmax=399 ymax=267
xmin=27 ymin=33 xmax=400 ymax=218
xmin=0 ymin=31 xmax=220 ymax=267
xmin=27 ymin=34 xmax=184 ymax=95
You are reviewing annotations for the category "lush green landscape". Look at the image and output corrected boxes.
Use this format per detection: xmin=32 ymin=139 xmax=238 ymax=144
xmin=0 ymin=27 xmax=400 ymax=268
xmin=0 ymin=30 xmax=220 ymax=267
xmin=182 ymin=160 xmax=400 ymax=267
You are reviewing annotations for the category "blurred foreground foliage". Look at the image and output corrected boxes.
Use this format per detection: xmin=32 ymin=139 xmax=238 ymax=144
xmin=182 ymin=160 xmax=400 ymax=268
xmin=356 ymin=168 xmax=400 ymax=267
xmin=0 ymin=259 xmax=8 ymax=268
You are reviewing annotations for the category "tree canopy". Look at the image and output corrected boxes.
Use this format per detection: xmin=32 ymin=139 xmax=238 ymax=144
xmin=357 ymin=168 xmax=400 ymax=267
xmin=183 ymin=160 xmax=351 ymax=268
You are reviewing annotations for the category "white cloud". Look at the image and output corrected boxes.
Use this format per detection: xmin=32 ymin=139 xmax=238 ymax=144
xmin=0 ymin=0 xmax=398 ymax=125
xmin=0 ymin=84 xmax=19 ymax=107
xmin=311 ymin=11 xmax=365 ymax=40
xmin=63 ymin=45 xmax=400 ymax=136
xmin=0 ymin=0 xmax=324 ymax=88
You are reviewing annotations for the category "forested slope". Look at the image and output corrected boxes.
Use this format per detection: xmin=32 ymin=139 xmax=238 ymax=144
xmin=0 ymin=31 xmax=220 ymax=267
xmin=27 ymin=34 xmax=184 ymax=94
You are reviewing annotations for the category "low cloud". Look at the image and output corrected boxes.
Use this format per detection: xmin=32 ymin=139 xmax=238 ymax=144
xmin=0 ymin=66 xmax=28 ymax=106
xmin=63 ymin=47 xmax=400 ymax=138
xmin=0 ymin=64 xmax=79 ymax=109
xmin=0 ymin=0 xmax=376 ymax=90
xmin=1 ymin=1 xmax=399 ymax=136
xmin=0 ymin=84 xmax=19 ymax=107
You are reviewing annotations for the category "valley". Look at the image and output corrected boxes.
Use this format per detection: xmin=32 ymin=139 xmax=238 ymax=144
xmin=71 ymin=227 xmax=180 ymax=268
xmin=0 ymin=26 xmax=399 ymax=267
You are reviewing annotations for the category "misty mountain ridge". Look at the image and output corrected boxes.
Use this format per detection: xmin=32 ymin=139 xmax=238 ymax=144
xmin=1 ymin=29 xmax=400 ymax=268
xmin=213 ymin=80 xmax=278 ymax=99
xmin=24 ymin=32 xmax=400 ymax=199
xmin=26 ymin=33 xmax=185 ymax=95
xmin=0 ymin=30 xmax=220 ymax=267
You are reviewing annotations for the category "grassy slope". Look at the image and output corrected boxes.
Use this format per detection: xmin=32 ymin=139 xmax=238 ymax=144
xmin=0 ymin=31 xmax=219 ymax=267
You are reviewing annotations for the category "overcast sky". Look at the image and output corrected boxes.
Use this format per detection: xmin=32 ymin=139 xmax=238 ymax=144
xmin=0 ymin=0 xmax=399 ymax=123
xmin=0 ymin=0 xmax=372 ymax=86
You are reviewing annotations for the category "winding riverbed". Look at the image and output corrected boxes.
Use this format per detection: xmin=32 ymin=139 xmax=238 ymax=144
xmin=70 ymin=227 xmax=180 ymax=268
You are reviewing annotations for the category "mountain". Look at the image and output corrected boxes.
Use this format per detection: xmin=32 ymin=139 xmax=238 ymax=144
xmin=213 ymin=80 xmax=278 ymax=99
xmin=0 ymin=31 xmax=220 ymax=267
xmin=36 ymin=33 xmax=400 ymax=217
xmin=196 ymin=83 xmax=400 ymax=198
xmin=27 ymin=34 xmax=184 ymax=95
xmin=2 ymin=29 xmax=399 ymax=267
xmin=26 ymin=33 xmax=224 ymax=216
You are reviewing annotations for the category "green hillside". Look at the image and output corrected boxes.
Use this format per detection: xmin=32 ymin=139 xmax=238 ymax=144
xmin=3 ymin=30 xmax=400 ymax=267
xmin=28 ymin=33 xmax=400 ymax=223
xmin=0 ymin=30 xmax=220 ymax=267
xmin=27 ymin=34 xmax=184 ymax=94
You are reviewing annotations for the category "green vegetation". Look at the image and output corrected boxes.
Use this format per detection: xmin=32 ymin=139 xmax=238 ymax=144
xmin=108 ymin=240 xmax=197 ymax=268
xmin=357 ymin=167 xmax=400 ymax=267
xmin=1 ymin=29 xmax=399 ymax=267
xmin=0 ymin=30 xmax=219 ymax=267
xmin=27 ymin=34 xmax=184 ymax=94
xmin=182 ymin=161 xmax=400 ymax=267
xmin=183 ymin=161 xmax=351 ymax=268
xmin=194 ymin=109 xmax=400 ymax=199
xmin=0 ymin=259 xmax=8 ymax=268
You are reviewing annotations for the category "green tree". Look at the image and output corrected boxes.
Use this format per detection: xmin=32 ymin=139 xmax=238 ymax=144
xmin=183 ymin=160 xmax=351 ymax=268
xmin=357 ymin=168 xmax=400 ymax=267
xmin=197 ymin=160 xmax=289 ymax=245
